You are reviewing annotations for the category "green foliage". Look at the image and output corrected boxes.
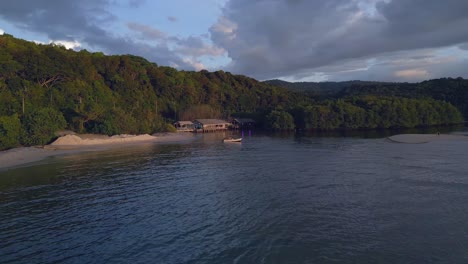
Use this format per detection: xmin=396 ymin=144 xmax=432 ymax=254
xmin=269 ymin=77 xmax=468 ymax=121
xmin=179 ymin=104 xmax=221 ymax=120
xmin=336 ymin=78 xmax=468 ymax=120
xmin=88 ymin=108 xmax=134 ymax=135
xmin=293 ymin=96 xmax=463 ymax=130
xmin=164 ymin=123 xmax=177 ymax=133
xmin=265 ymin=110 xmax=295 ymax=130
xmin=0 ymin=114 xmax=21 ymax=150
xmin=0 ymin=34 xmax=301 ymax=146
xmin=21 ymin=107 xmax=66 ymax=145
xmin=0 ymin=34 xmax=465 ymax=149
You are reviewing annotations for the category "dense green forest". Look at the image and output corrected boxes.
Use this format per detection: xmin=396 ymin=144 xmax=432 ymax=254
xmin=264 ymin=79 xmax=388 ymax=98
xmin=0 ymin=34 xmax=465 ymax=150
xmin=267 ymin=78 xmax=468 ymax=119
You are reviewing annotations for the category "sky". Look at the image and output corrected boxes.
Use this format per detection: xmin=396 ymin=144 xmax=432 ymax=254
xmin=0 ymin=0 xmax=468 ymax=82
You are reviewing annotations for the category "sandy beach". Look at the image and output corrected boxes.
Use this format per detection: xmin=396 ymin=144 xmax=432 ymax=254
xmin=0 ymin=133 xmax=195 ymax=170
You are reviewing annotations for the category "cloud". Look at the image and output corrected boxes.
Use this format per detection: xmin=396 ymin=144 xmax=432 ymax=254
xmin=282 ymin=47 xmax=468 ymax=82
xmin=0 ymin=0 xmax=214 ymax=71
xmin=127 ymin=22 xmax=167 ymax=40
xmin=394 ymin=69 xmax=429 ymax=79
xmin=2 ymin=0 xmax=467 ymax=81
xmin=182 ymin=58 xmax=206 ymax=71
xmin=211 ymin=0 xmax=468 ymax=81
xmin=352 ymin=51 xmax=466 ymax=82
xmin=51 ymin=40 xmax=82 ymax=50
xmin=175 ymin=36 xmax=225 ymax=57
xmin=127 ymin=0 xmax=145 ymax=8
xmin=0 ymin=28 xmax=3 ymax=35
xmin=0 ymin=0 xmax=115 ymax=41
xmin=125 ymin=22 xmax=225 ymax=69
xmin=459 ymin=43 xmax=468 ymax=51
xmin=33 ymin=39 xmax=82 ymax=50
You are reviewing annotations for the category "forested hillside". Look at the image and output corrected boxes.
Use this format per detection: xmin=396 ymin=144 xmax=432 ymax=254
xmin=336 ymin=79 xmax=468 ymax=119
xmin=0 ymin=34 xmax=304 ymax=149
xmin=267 ymin=78 xmax=468 ymax=119
xmin=0 ymin=34 xmax=464 ymax=150
xmin=264 ymin=79 xmax=387 ymax=97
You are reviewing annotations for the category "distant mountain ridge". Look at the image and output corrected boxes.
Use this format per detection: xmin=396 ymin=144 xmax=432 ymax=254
xmin=265 ymin=78 xmax=468 ymax=117
xmin=263 ymin=79 xmax=391 ymax=95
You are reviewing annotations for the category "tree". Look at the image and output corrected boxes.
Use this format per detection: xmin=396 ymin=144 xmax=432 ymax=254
xmin=179 ymin=104 xmax=221 ymax=120
xmin=265 ymin=110 xmax=295 ymax=130
xmin=0 ymin=114 xmax=21 ymax=150
xmin=21 ymin=107 xmax=66 ymax=145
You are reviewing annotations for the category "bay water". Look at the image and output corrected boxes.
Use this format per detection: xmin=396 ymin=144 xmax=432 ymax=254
xmin=1 ymin=130 xmax=468 ymax=263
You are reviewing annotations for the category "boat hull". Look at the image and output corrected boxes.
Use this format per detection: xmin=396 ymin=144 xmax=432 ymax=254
xmin=223 ymin=138 xmax=242 ymax=143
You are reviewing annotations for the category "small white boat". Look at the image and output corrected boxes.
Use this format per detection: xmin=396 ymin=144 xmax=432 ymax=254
xmin=223 ymin=137 xmax=242 ymax=143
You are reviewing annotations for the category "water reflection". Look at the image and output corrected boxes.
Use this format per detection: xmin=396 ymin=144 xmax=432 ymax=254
xmin=1 ymin=127 xmax=468 ymax=263
xmin=0 ymin=143 xmax=191 ymax=192
xmin=294 ymin=124 xmax=465 ymax=138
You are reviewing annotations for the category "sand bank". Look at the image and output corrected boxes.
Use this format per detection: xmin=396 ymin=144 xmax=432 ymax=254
xmin=387 ymin=133 xmax=468 ymax=144
xmin=0 ymin=133 xmax=195 ymax=170
xmin=50 ymin=134 xmax=157 ymax=147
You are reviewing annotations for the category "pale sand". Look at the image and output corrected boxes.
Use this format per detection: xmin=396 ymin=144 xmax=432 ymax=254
xmin=387 ymin=133 xmax=468 ymax=144
xmin=50 ymin=134 xmax=157 ymax=146
xmin=0 ymin=133 xmax=195 ymax=170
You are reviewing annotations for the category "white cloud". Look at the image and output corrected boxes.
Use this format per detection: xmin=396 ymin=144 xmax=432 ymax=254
xmin=183 ymin=58 xmax=206 ymax=71
xmin=211 ymin=16 xmax=237 ymax=35
xmin=51 ymin=40 xmax=81 ymax=50
xmin=33 ymin=40 xmax=46 ymax=45
xmin=0 ymin=28 xmax=4 ymax=35
xmin=32 ymin=39 xmax=81 ymax=50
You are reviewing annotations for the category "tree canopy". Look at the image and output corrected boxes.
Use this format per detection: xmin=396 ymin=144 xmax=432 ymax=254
xmin=0 ymin=34 xmax=465 ymax=150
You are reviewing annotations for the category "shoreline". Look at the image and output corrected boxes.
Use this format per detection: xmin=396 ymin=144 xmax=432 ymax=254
xmin=387 ymin=133 xmax=468 ymax=144
xmin=0 ymin=133 xmax=196 ymax=170
xmin=3 ymin=132 xmax=467 ymax=170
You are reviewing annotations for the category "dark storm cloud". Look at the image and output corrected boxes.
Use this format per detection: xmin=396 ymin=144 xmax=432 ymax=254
xmin=211 ymin=0 xmax=468 ymax=80
xmin=1 ymin=0 xmax=467 ymax=80
xmin=0 ymin=0 xmax=113 ymax=41
xmin=0 ymin=0 xmax=196 ymax=69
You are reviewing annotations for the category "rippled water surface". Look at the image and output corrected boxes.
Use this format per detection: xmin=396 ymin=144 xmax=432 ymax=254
xmin=2 ymin=132 xmax=468 ymax=263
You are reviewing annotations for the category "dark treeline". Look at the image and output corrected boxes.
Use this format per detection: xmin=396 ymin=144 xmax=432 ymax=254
xmin=267 ymin=78 xmax=468 ymax=119
xmin=0 ymin=34 xmax=464 ymax=150
xmin=290 ymin=96 xmax=462 ymax=131
xmin=264 ymin=79 xmax=388 ymax=98
xmin=336 ymin=79 xmax=468 ymax=119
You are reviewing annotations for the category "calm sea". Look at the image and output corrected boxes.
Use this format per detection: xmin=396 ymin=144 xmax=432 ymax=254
xmin=1 ymin=130 xmax=468 ymax=263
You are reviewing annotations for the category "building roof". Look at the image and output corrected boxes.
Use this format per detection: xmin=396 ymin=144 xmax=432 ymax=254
xmin=233 ymin=118 xmax=256 ymax=123
xmin=175 ymin=121 xmax=194 ymax=125
xmin=194 ymin=119 xmax=230 ymax=125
